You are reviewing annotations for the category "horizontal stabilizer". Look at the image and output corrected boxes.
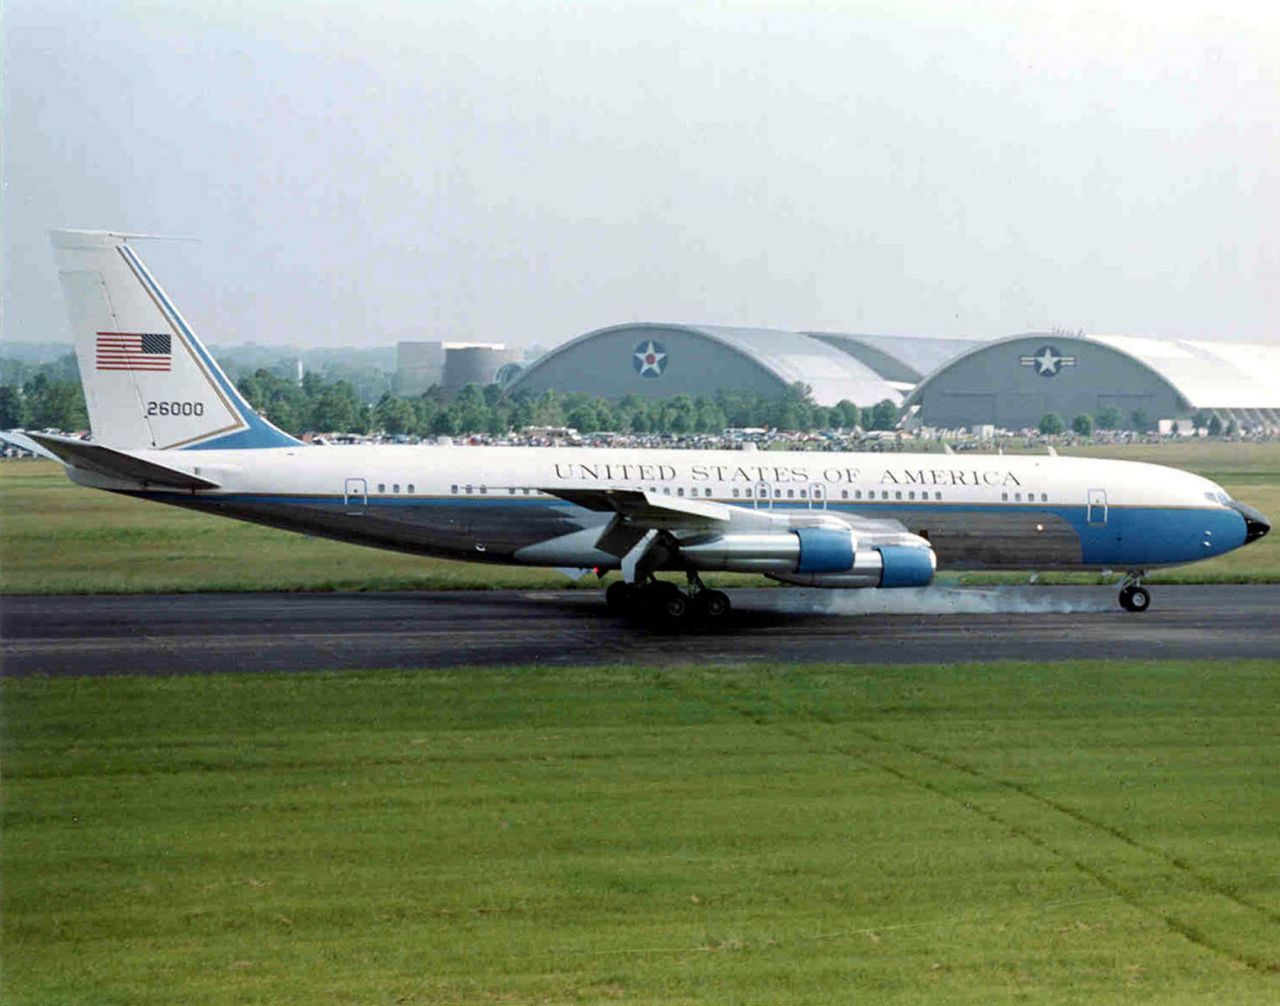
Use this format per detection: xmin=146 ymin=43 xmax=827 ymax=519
xmin=0 ymin=430 xmax=63 ymax=461
xmin=25 ymin=432 xmax=220 ymax=490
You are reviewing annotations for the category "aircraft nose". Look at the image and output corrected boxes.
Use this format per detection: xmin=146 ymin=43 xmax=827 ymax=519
xmin=1229 ymin=500 xmax=1271 ymax=545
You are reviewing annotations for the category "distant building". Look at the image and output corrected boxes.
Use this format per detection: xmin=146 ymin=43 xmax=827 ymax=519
xmin=396 ymin=341 xmax=519 ymax=395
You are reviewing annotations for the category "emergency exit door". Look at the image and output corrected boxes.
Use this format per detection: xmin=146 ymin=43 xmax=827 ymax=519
xmin=1086 ymin=488 xmax=1108 ymax=526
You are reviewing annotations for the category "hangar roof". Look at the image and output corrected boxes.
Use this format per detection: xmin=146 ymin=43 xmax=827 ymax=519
xmin=512 ymin=323 xmax=905 ymax=406
xmin=690 ymin=325 xmax=904 ymax=405
xmin=1087 ymin=335 xmax=1280 ymax=409
xmin=905 ymin=332 xmax=1280 ymax=411
xmin=804 ymin=332 xmax=985 ymax=384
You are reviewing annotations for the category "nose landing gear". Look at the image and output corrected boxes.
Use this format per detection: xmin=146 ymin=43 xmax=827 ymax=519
xmin=1118 ymin=572 xmax=1151 ymax=612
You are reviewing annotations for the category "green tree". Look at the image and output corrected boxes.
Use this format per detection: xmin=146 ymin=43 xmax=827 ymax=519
xmin=864 ymin=399 xmax=899 ymax=431
xmin=1207 ymin=414 xmax=1223 ymax=436
xmin=1095 ymin=405 xmax=1121 ymax=429
xmin=1071 ymin=414 xmax=1094 ymax=437
xmin=1191 ymin=409 xmax=1211 ymax=431
xmin=0 ymin=385 xmax=27 ymax=428
xmin=23 ymin=374 xmax=87 ymax=431
xmin=830 ymin=400 xmax=861 ymax=429
xmin=1129 ymin=409 xmax=1152 ymax=433
xmin=1038 ymin=412 xmax=1065 ymax=436
xmin=373 ymin=393 xmax=415 ymax=436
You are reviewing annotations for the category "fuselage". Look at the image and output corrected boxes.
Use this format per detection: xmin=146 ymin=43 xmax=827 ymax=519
xmin=69 ymin=444 xmax=1257 ymax=574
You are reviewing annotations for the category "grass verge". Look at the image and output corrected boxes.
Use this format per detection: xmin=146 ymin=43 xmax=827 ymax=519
xmin=4 ymin=661 xmax=1280 ymax=1004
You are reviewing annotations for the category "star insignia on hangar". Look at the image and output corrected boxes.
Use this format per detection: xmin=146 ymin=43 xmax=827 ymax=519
xmin=633 ymin=340 xmax=668 ymax=378
xmin=1019 ymin=345 xmax=1077 ymax=378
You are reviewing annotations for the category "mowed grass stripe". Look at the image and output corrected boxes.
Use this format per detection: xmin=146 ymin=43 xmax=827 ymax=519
xmin=5 ymin=661 xmax=1280 ymax=1004
xmin=659 ymin=667 xmax=1280 ymax=973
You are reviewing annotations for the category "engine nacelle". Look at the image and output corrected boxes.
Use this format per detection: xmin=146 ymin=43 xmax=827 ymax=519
xmin=771 ymin=544 xmax=936 ymax=589
xmin=678 ymin=529 xmax=935 ymax=588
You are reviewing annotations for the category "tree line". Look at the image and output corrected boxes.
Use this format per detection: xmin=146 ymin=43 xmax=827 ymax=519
xmin=0 ymin=364 xmax=901 ymax=437
xmin=1037 ymin=407 xmax=1234 ymax=437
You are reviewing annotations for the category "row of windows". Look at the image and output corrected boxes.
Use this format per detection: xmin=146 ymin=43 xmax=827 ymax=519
xmin=376 ymin=483 xmax=415 ymax=494
xmin=433 ymin=483 xmax=1053 ymax=504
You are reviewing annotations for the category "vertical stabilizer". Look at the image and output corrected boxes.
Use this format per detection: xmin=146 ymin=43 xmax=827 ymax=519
xmin=50 ymin=230 xmax=301 ymax=450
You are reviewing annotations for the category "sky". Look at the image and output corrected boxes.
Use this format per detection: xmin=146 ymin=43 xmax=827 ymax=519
xmin=2 ymin=0 xmax=1276 ymax=351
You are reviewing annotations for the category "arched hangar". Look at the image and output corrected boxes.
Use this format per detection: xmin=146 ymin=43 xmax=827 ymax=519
xmin=905 ymin=332 xmax=1280 ymax=431
xmin=506 ymin=323 xmax=904 ymax=407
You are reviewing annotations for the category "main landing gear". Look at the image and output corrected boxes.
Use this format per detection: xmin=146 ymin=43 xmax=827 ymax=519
xmin=1118 ymin=572 xmax=1151 ymax=613
xmin=605 ymin=573 xmax=732 ymax=626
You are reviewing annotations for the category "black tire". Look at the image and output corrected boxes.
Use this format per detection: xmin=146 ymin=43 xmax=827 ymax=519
xmin=605 ymin=581 xmax=633 ymax=614
xmin=695 ymin=589 xmax=731 ymax=621
xmin=642 ymin=581 xmax=688 ymax=624
xmin=1119 ymin=585 xmax=1151 ymax=612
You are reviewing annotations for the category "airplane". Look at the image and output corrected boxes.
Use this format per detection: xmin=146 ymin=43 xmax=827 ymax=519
xmin=6 ymin=229 xmax=1270 ymax=622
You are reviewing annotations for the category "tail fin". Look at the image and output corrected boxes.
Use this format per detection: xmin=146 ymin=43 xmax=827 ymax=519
xmin=50 ymin=230 xmax=301 ymax=451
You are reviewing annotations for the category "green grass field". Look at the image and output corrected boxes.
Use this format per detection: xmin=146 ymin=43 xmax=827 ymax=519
xmin=1 ymin=442 xmax=1277 ymax=593
xmin=5 ymin=661 xmax=1280 ymax=1004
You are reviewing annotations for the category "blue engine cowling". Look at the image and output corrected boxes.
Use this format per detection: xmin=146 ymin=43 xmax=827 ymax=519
xmin=877 ymin=544 xmax=936 ymax=587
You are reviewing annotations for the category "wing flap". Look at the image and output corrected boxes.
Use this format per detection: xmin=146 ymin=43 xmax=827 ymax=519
xmin=542 ymin=487 xmax=732 ymax=526
xmin=25 ymin=432 xmax=220 ymax=490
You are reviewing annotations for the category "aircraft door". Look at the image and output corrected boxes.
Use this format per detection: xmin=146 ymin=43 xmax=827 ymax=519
xmin=753 ymin=480 xmax=772 ymax=510
xmin=1087 ymin=488 xmax=1108 ymax=526
xmin=344 ymin=477 xmax=368 ymax=514
xmin=808 ymin=482 xmax=827 ymax=510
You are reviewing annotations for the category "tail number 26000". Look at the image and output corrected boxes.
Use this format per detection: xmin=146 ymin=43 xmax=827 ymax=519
xmin=147 ymin=401 xmax=205 ymax=417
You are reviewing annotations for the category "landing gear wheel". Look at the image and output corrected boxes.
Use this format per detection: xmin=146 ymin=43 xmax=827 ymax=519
xmin=694 ymin=589 xmax=731 ymax=622
xmin=648 ymin=582 xmax=690 ymax=624
xmin=1119 ymin=585 xmax=1151 ymax=612
xmin=605 ymin=581 xmax=634 ymax=614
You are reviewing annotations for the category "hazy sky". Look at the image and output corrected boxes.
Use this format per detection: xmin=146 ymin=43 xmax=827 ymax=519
xmin=3 ymin=0 xmax=1276 ymax=350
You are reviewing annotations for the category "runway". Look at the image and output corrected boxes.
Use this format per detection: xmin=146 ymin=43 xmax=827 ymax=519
xmin=2 ymin=584 xmax=1277 ymax=677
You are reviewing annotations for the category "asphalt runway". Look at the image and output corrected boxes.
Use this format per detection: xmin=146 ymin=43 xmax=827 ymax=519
xmin=2 ymin=584 xmax=1278 ymax=677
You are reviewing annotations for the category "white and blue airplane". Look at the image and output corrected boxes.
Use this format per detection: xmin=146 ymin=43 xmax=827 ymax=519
xmin=9 ymin=230 xmax=1269 ymax=621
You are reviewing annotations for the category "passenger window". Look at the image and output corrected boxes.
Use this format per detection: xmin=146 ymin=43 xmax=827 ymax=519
xmin=408 ymin=484 xmax=414 ymax=493
xmin=451 ymin=484 xmax=458 ymax=494
xmin=465 ymin=485 xmax=473 ymax=494
xmin=393 ymin=484 xmax=400 ymax=493
xmin=935 ymin=492 xmax=942 ymax=501
xmin=1002 ymin=492 xmax=1008 ymax=501
xmin=841 ymin=490 xmax=848 ymax=499
xmin=775 ymin=489 xmax=782 ymax=498
xmin=1014 ymin=492 xmax=1021 ymax=501
xmin=677 ymin=487 xmax=684 ymax=496
xmin=854 ymin=490 xmax=861 ymax=500
xmin=663 ymin=487 xmax=670 ymax=495
xmin=908 ymin=491 xmax=915 ymax=500
xmin=1041 ymin=493 xmax=1047 ymax=502
xmin=508 ymin=488 xmax=516 ymax=495
xmin=799 ymin=489 xmax=807 ymax=499
xmin=377 ymin=483 xmax=386 ymax=493
xmin=705 ymin=488 xmax=712 ymax=497
xmin=744 ymin=488 xmax=752 ymax=498
xmin=480 ymin=486 xmax=487 ymax=495
xmin=895 ymin=491 xmax=902 ymax=500
xmin=732 ymin=488 xmax=740 ymax=498
xmin=787 ymin=489 xmax=795 ymax=498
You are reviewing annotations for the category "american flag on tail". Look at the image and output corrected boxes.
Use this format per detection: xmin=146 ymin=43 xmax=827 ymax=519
xmin=96 ymin=332 xmax=172 ymax=371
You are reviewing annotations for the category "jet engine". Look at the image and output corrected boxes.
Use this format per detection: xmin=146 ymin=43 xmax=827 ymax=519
xmin=677 ymin=527 xmax=935 ymax=589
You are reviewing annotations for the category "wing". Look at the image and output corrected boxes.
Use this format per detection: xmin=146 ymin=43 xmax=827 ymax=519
xmin=541 ymin=487 xmax=732 ymax=560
